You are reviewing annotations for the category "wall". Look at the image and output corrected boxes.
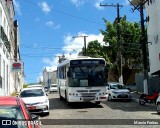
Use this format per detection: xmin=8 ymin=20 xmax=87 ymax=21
xmin=146 ymin=0 xmax=160 ymax=75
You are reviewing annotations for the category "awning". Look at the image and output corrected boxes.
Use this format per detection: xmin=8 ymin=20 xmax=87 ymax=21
xmin=151 ymin=70 xmax=160 ymax=75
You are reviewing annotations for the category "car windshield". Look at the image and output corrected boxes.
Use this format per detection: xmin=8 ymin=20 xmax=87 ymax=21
xmin=19 ymin=89 xmax=45 ymax=97
xmin=0 ymin=106 xmax=27 ymax=128
xmin=110 ymin=84 xmax=126 ymax=89
xmin=51 ymin=85 xmax=57 ymax=87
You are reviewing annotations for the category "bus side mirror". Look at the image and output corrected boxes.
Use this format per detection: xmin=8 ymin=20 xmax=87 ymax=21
xmin=67 ymin=71 xmax=71 ymax=77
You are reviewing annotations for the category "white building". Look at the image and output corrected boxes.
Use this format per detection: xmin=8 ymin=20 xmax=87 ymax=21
xmin=43 ymin=67 xmax=54 ymax=87
xmin=145 ymin=0 xmax=160 ymax=75
xmin=0 ymin=0 xmax=24 ymax=95
xmin=52 ymin=70 xmax=57 ymax=84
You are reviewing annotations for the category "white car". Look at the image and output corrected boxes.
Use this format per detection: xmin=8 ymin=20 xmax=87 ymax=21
xmin=27 ymin=84 xmax=45 ymax=92
xmin=106 ymin=82 xmax=132 ymax=101
xmin=125 ymin=82 xmax=137 ymax=92
xmin=156 ymin=94 xmax=160 ymax=114
xmin=19 ymin=87 xmax=49 ymax=115
xmin=0 ymin=88 xmax=6 ymax=96
xmin=49 ymin=84 xmax=58 ymax=93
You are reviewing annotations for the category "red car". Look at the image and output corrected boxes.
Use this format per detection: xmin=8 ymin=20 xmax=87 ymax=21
xmin=0 ymin=96 xmax=40 ymax=128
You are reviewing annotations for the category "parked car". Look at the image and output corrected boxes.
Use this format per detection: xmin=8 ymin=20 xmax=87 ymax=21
xmin=27 ymin=84 xmax=45 ymax=92
xmin=44 ymin=86 xmax=48 ymax=92
xmin=125 ymin=82 xmax=137 ymax=92
xmin=0 ymin=96 xmax=40 ymax=128
xmin=156 ymin=94 xmax=160 ymax=114
xmin=49 ymin=84 xmax=57 ymax=93
xmin=19 ymin=87 xmax=49 ymax=115
xmin=106 ymin=82 xmax=132 ymax=101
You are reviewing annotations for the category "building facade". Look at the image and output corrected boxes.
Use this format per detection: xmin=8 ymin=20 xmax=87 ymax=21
xmin=43 ymin=67 xmax=54 ymax=88
xmin=145 ymin=0 xmax=160 ymax=76
xmin=0 ymin=0 xmax=24 ymax=95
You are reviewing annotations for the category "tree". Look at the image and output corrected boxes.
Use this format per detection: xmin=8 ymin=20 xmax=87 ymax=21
xmin=102 ymin=15 xmax=142 ymax=84
xmin=80 ymin=15 xmax=142 ymax=84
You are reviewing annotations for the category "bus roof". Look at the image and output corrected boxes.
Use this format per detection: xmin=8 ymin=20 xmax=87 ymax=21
xmin=57 ymin=56 xmax=106 ymax=67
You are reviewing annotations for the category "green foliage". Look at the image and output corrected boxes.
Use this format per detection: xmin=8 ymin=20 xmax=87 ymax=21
xmin=80 ymin=15 xmax=143 ymax=84
xmin=101 ymin=15 xmax=142 ymax=64
xmin=23 ymin=84 xmax=28 ymax=88
xmin=101 ymin=15 xmax=142 ymax=83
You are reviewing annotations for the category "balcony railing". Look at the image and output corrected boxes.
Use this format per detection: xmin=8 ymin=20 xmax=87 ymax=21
xmin=0 ymin=25 xmax=10 ymax=52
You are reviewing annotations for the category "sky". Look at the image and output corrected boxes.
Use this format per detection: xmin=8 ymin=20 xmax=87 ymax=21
xmin=13 ymin=0 xmax=140 ymax=84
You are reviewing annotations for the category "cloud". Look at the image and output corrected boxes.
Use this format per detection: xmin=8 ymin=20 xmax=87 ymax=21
xmin=42 ymin=32 xmax=105 ymax=70
xmin=94 ymin=0 xmax=105 ymax=10
xmin=62 ymin=32 xmax=105 ymax=53
xmin=70 ymin=0 xmax=84 ymax=7
xmin=42 ymin=54 xmax=60 ymax=70
xmin=46 ymin=21 xmax=54 ymax=27
xmin=13 ymin=0 xmax=22 ymax=15
xmin=46 ymin=21 xmax=61 ymax=29
xmin=38 ymin=2 xmax=52 ymax=14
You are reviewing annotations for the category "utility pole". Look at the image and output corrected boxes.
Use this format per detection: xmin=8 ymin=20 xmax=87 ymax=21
xmin=100 ymin=3 xmax=123 ymax=84
xmin=140 ymin=0 xmax=148 ymax=94
xmin=73 ymin=35 xmax=88 ymax=56
xmin=129 ymin=0 xmax=149 ymax=94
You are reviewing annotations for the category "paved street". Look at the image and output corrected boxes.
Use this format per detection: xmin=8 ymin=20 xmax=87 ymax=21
xmin=39 ymin=92 xmax=160 ymax=128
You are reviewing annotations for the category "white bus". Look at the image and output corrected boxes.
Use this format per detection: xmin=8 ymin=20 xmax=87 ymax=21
xmin=57 ymin=56 xmax=108 ymax=105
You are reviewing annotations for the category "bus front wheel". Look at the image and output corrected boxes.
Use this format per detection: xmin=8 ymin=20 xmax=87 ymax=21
xmin=65 ymin=92 xmax=71 ymax=105
xmin=59 ymin=88 xmax=63 ymax=100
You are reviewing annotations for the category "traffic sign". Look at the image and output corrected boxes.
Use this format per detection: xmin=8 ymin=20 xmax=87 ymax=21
xmin=11 ymin=61 xmax=23 ymax=72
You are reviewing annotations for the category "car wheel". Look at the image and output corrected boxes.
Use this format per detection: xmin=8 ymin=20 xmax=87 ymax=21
xmin=95 ymin=101 xmax=100 ymax=105
xmin=42 ymin=112 xmax=49 ymax=116
xmin=47 ymin=112 xmax=49 ymax=115
xmin=128 ymin=98 xmax=132 ymax=102
xmin=108 ymin=94 xmax=112 ymax=101
xmin=127 ymin=88 xmax=131 ymax=92
xmin=157 ymin=103 xmax=160 ymax=114
xmin=139 ymin=96 xmax=146 ymax=105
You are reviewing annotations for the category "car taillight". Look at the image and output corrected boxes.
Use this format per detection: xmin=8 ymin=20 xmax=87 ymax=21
xmin=100 ymin=96 xmax=106 ymax=99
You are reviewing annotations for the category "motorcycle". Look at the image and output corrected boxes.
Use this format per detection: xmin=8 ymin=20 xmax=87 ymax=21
xmin=139 ymin=91 xmax=159 ymax=105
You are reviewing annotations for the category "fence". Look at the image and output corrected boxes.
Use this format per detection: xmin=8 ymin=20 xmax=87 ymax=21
xmin=135 ymin=73 xmax=160 ymax=94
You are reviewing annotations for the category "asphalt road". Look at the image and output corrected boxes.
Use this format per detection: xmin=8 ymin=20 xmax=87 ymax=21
xmin=39 ymin=92 xmax=160 ymax=128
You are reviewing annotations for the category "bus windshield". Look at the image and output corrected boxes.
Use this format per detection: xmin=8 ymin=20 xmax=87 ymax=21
xmin=69 ymin=65 xmax=105 ymax=87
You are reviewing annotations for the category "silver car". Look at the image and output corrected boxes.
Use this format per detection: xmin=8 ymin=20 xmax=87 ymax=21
xmin=49 ymin=84 xmax=58 ymax=93
xmin=106 ymin=82 xmax=132 ymax=101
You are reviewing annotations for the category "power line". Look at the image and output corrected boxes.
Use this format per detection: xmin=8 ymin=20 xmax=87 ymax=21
xmin=22 ymin=0 xmax=104 ymax=26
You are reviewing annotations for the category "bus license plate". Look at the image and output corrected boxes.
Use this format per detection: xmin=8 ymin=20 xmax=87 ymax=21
xmin=82 ymin=97 xmax=95 ymax=101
